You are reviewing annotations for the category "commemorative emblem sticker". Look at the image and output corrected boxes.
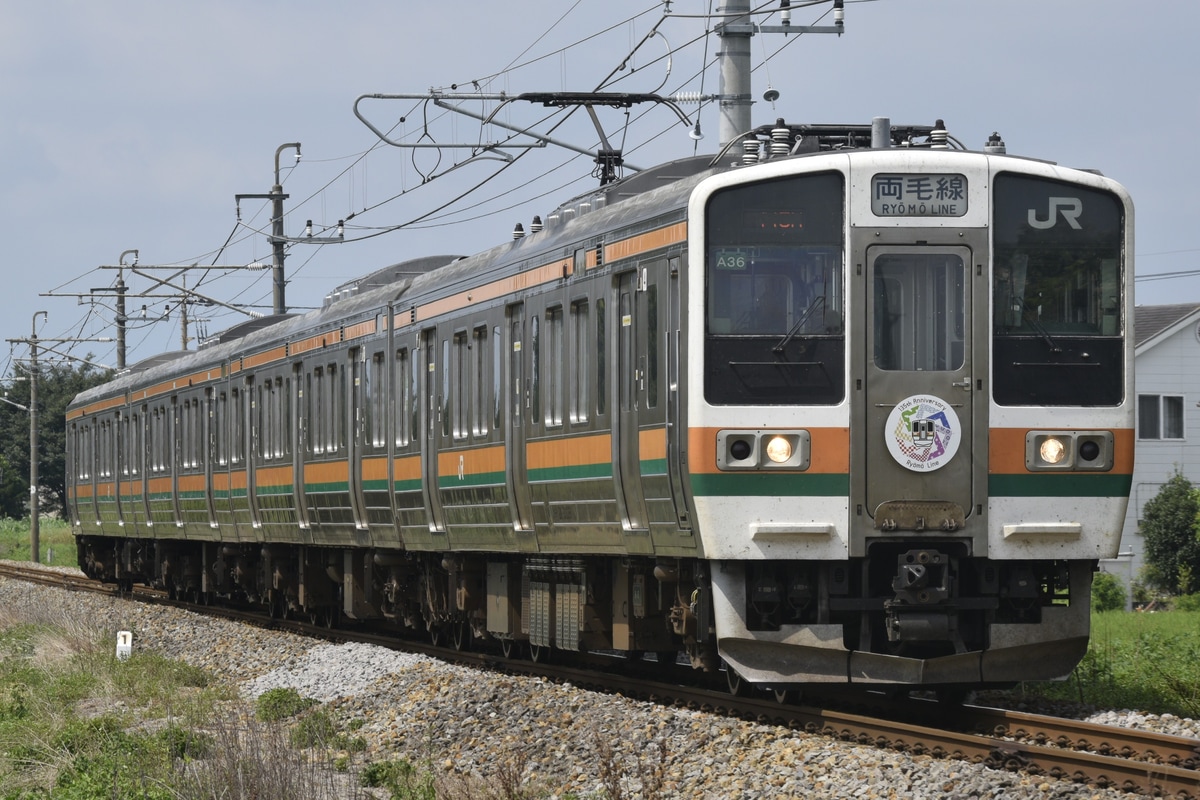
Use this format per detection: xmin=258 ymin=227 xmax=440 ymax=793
xmin=884 ymin=394 xmax=960 ymax=472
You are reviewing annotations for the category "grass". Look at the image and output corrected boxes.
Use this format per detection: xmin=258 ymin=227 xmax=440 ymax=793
xmin=1011 ymin=609 xmax=1200 ymax=717
xmin=0 ymin=517 xmax=76 ymax=567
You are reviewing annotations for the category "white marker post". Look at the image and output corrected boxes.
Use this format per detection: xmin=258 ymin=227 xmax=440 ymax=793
xmin=115 ymin=630 xmax=132 ymax=661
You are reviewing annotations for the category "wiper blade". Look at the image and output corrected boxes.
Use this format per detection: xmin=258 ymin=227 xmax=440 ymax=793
xmin=773 ymin=296 xmax=825 ymax=353
xmin=1023 ymin=311 xmax=1062 ymax=353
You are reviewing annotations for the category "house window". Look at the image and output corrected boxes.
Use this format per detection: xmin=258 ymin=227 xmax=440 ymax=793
xmin=1138 ymin=394 xmax=1185 ymax=440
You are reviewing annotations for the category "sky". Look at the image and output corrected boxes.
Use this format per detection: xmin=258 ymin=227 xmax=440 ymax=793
xmin=1 ymin=0 xmax=1196 ymax=373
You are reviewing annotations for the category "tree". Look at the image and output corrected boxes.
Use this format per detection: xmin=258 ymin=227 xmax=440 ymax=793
xmin=1140 ymin=471 xmax=1200 ymax=595
xmin=0 ymin=360 xmax=112 ymax=518
xmin=1091 ymin=571 xmax=1126 ymax=612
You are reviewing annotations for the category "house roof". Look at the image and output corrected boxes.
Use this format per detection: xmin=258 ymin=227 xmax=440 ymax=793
xmin=1135 ymin=303 xmax=1200 ymax=349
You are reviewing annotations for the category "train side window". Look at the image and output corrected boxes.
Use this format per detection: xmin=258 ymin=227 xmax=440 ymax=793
xmin=452 ymin=332 xmax=469 ymax=441
xmin=472 ymin=326 xmax=489 ymax=438
xmin=149 ymin=408 xmax=159 ymax=474
xmin=311 ymin=367 xmax=324 ymax=455
xmin=370 ymin=352 xmax=386 ymax=448
xmin=215 ymin=394 xmax=227 ymax=466
xmin=544 ymin=306 xmax=563 ymax=428
xmin=442 ymin=339 xmax=453 ymax=439
xmin=259 ymin=383 xmax=271 ymax=460
xmin=596 ymin=297 xmax=607 ymax=416
xmin=530 ymin=316 xmax=541 ymax=423
xmin=570 ymin=300 xmax=590 ymax=424
xmin=492 ymin=326 xmax=502 ymax=433
xmin=281 ymin=377 xmax=292 ymax=458
xmin=646 ymin=283 xmax=659 ymax=409
xmin=231 ymin=389 xmax=244 ymax=466
xmin=331 ymin=363 xmax=344 ymax=453
xmin=395 ymin=348 xmax=410 ymax=447
xmin=130 ymin=413 xmax=141 ymax=476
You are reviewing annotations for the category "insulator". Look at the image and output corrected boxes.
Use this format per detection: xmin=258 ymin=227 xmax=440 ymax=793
xmin=770 ymin=121 xmax=791 ymax=158
xmin=930 ymin=119 xmax=949 ymax=150
xmin=670 ymin=91 xmax=705 ymax=104
xmin=742 ymin=138 xmax=761 ymax=165
xmin=530 ymin=215 xmax=543 ymax=233
xmin=984 ymin=132 xmax=1007 ymax=154
xmin=513 ymin=223 xmax=525 ymax=240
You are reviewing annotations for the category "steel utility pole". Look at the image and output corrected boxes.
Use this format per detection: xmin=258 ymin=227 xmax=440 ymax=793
xmin=715 ymin=0 xmax=844 ymax=148
xmin=6 ymin=314 xmax=112 ymax=563
xmin=115 ymin=249 xmax=136 ymax=369
xmin=28 ymin=311 xmax=45 ymax=563
xmin=237 ymin=142 xmax=301 ymax=315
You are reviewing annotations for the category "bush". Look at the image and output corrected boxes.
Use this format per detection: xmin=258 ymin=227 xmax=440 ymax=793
xmin=256 ymin=687 xmax=317 ymax=721
xmin=1173 ymin=593 xmax=1200 ymax=612
xmin=1091 ymin=572 xmax=1126 ymax=612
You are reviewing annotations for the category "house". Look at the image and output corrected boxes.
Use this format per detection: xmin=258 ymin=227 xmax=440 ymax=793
xmin=1101 ymin=303 xmax=1200 ymax=598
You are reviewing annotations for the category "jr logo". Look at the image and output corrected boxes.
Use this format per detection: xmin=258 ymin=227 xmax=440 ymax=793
xmin=1028 ymin=197 xmax=1082 ymax=230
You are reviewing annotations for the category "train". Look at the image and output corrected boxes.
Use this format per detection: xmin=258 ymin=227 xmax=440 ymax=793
xmin=66 ymin=114 xmax=1134 ymax=695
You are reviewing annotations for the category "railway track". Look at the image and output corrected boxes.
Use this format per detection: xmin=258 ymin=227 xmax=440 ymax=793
xmin=4 ymin=561 xmax=1198 ymax=797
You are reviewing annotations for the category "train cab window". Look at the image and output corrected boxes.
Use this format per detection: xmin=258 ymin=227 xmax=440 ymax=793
xmin=703 ymin=171 xmax=846 ymax=405
xmin=570 ymin=301 xmax=590 ymax=424
xmin=545 ymin=307 xmax=563 ymax=428
xmin=872 ymin=253 xmax=965 ymax=372
xmin=992 ymin=173 xmax=1125 ymax=406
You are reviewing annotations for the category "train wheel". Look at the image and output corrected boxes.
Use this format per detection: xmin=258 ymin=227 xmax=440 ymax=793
xmin=311 ymin=605 xmax=337 ymax=629
xmin=451 ymin=622 xmax=469 ymax=652
xmin=724 ymin=662 xmax=750 ymax=697
xmin=655 ymin=650 xmax=679 ymax=669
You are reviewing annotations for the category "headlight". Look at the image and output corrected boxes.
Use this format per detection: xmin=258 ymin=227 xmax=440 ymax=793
xmin=717 ymin=430 xmax=810 ymax=470
xmin=1039 ymin=437 xmax=1067 ymax=464
xmin=1026 ymin=431 xmax=1114 ymax=471
xmin=765 ymin=436 xmax=793 ymax=463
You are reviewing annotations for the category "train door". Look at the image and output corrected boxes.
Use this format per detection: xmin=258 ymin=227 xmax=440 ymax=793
xmin=348 ymin=348 xmax=368 ymax=530
xmin=420 ymin=329 xmax=449 ymax=540
xmin=614 ymin=270 xmax=650 ymax=536
xmin=862 ymin=245 xmax=980 ymax=537
xmin=505 ymin=303 xmax=535 ymax=540
xmin=665 ymin=256 xmax=693 ymax=532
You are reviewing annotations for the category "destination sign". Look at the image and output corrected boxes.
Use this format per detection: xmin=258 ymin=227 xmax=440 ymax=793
xmin=871 ymin=173 xmax=967 ymax=217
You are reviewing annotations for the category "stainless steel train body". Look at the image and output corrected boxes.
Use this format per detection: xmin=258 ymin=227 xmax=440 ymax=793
xmin=67 ymin=121 xmax=1134 ymax=690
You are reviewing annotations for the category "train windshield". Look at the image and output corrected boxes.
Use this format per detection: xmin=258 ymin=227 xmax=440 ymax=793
xmin=704 ymin=172 xmax=846 ymax=405
xmin=992 ymin=173 xmax=1125 ymax=405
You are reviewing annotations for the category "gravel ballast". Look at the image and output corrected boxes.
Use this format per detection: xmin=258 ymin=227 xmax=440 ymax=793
xmin=0 ymin=570 xmax=1189 ymax=799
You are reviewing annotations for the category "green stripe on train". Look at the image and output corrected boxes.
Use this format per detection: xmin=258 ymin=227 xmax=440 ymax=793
xmin=528 ymin=463 xmax=613 ymax=482
xmin=689 ymin=472 xmax=849 ymax=497
xmin=988 ymin=473 xmax=1133 ymax=497
xmin=438 ymin=471 xmax=507 ymax=489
